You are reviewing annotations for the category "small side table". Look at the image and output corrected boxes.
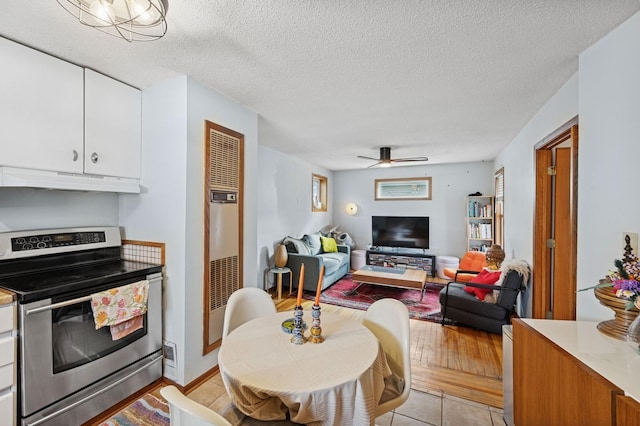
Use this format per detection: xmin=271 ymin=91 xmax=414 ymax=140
xmin=270 ymin=267 xmax=292 ymax=300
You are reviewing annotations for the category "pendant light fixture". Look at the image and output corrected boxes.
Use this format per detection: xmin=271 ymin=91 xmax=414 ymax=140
xmin=57 ymin=0 xmax=169 ymax=42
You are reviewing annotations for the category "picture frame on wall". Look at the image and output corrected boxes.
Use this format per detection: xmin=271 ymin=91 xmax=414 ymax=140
xmin=375 ymin=177 xmax=432 ymax=200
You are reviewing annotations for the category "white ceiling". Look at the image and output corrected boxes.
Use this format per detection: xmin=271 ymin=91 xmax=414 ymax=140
xmin=1 ymin=1 xmax=639 ymax=171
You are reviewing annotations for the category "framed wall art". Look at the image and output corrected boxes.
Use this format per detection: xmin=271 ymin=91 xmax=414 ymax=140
xmin=374 ymin=177 xmax=432 ymax=200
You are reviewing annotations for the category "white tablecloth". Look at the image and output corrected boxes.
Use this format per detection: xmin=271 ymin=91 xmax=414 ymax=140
xmin=218 ymin=310 xmax=392 ymax=425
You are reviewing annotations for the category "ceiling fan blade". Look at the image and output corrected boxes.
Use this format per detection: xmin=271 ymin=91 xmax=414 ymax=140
xmin=390 ymin=157 xmax=429 ymax=163
xmin=358 ymin=147 xmax=428 ymax=168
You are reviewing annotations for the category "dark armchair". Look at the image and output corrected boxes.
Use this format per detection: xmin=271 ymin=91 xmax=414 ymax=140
xmin=438 ymin=263 xmax=530 ymax=334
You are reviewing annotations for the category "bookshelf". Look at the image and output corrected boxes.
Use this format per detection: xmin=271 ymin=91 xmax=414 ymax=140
xmin=467 ymin=195 xmax=494 ymax=252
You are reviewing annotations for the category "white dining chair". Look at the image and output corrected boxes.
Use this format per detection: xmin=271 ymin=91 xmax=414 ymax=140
xmin=222 ymin=287 xmax=277 ymax=338
xmin=160 ymin=385 xmax=232 ymax=426
xmin=362 ymin=298 xmax=411 ymax=417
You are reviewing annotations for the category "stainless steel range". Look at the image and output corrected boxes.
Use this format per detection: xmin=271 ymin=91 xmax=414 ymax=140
xmin=0 ymin=227 xmax=163 ymax=426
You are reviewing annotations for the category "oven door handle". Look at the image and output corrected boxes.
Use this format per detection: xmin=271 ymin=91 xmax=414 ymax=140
xmin=25 ymin=353 xmax=163 ymax=426
xmin=24 ymin=294 xmax=93 ymax=316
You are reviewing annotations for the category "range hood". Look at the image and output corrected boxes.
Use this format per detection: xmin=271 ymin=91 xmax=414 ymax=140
xmin=0 ymin=166 xmax=140 ymax=193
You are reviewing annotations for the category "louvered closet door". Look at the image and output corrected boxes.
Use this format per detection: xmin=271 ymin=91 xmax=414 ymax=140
xmin=204 ymin=121 xmax=244 ymax=353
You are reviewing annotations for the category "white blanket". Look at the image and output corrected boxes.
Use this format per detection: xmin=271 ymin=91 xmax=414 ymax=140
xmin=485 ymin=259 xmax=530 ymax=303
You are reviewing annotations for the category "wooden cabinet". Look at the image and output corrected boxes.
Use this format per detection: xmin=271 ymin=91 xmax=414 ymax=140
xmin=85 ymin=69 xmax=141 ymax=179
xmin=616 ymin=395 xmax=640 ymax=426
xmin=0 ymin=37 xmax=141 ymax=190
xmin=513 ymin=319 xmax=640 ymax=426
xmin=466 ymin=195 xmax=494 ymax=252
xmin=0 ymin=301 xmax=16 ymax=426
xmin=0 ymin=36 xmax=84 ymax=174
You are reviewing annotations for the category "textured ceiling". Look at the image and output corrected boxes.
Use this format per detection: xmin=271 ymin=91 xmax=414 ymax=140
xmin=1 ymin=1 xmax=639 ymax=170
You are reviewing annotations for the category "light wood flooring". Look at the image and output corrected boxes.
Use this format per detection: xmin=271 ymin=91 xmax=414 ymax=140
xmin=276 ymin=295 xmax=504 ymax=408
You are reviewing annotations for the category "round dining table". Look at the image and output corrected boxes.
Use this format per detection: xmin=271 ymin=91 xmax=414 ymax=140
xmin=217 ymin=310 xmax=392 ymax=426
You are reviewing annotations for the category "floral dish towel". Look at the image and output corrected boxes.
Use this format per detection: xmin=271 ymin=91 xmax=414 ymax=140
xmin=91 ymin=280 xmax=149 ymax=331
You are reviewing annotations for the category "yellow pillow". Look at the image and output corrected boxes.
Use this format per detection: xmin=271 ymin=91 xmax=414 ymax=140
xmin=320 ymin=236 xmax=338 ymax=253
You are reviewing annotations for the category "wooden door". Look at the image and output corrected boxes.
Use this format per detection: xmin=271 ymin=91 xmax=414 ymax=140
xmin=552 ymin=148 xmax=575 ymax=319
xmin=533 ymin=124 xmax=578 ymax=319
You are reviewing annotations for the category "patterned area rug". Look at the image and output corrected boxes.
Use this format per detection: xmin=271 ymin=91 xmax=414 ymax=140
xmin=99 ymin=393 xmax=169 ymax=426
xmin=303 ymin=273 xmax=444 ymax=322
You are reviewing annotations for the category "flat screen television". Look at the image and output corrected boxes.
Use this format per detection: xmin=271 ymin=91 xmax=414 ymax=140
xmin=371 ymin=216 xmax=429 ymax=249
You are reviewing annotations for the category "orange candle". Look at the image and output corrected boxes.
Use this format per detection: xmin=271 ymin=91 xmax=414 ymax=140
xmin=314 ymin=265 xmax=324 ymax=306
xmin=296 ymin=263 xmax=305 ymax=307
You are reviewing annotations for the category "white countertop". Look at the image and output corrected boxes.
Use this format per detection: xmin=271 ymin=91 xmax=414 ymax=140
xmin=521 ymin=319 xmax=640 ymax=403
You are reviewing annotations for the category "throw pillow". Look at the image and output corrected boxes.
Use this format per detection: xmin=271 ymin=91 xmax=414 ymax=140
xmin=320 ymin=236 xmax=338 ymax=253
xmin=463 ymin=269 xmax=501 ymax=300
xmin=282 ymin=237 xmax=311 ymax=255
xmin=303 ymin=233 xmax=323 ymax=255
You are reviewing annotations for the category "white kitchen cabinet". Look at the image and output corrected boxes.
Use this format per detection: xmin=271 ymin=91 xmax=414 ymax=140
xmin=0 ymin=37 xmax=84 ymax=174
xmin=0 ymin=392 xmax=15 ymax=426
xmin=0 ymin=37 xmax=141 ymax=192
xmin=85 ymin=69 xmax=141 ymax=179
xmin=0 ymin=302 xmax=16 ymax=426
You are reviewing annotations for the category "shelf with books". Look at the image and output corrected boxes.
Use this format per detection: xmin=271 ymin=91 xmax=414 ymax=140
xmin=466 ymin=195 xmax=494 ymax=252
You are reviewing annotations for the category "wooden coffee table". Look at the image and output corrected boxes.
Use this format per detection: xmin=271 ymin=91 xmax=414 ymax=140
xmin=352 ymin=265 xmax=429 ymax=301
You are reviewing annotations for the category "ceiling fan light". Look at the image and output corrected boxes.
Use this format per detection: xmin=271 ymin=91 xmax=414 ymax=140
xmin=379 ymin=163 xmax=391 ymax=168
xmin=57 ymin=0 xmax=169 ymax=42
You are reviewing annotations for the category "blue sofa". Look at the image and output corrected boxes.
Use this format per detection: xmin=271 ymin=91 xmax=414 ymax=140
xmin=282 ymin=233 xmax=350 ymax=292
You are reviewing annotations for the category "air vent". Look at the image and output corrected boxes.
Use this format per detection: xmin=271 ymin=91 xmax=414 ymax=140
xmin=209 ymin=129 xmax=240 ymax=190
xmin=209 ymin=256 xmax=239 ymax=311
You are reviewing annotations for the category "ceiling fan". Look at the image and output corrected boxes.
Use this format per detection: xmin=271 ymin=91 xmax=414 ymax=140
xmin=357 ymin=147 xmax=428 ymax=168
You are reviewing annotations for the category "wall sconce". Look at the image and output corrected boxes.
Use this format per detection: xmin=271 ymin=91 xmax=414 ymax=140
xmin=346 ymin=202 xmax=358 ymax=216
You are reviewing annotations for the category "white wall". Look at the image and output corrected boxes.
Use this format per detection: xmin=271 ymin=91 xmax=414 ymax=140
xmin=119 ymin=76 xmax=189 ymax=383
xmin=495 ymin=11 xmax=640 ymax=321
xmin=332 ymin=162 xmax=494 ymax=259
xmin=0 ymin=188 xmax=118 ymax=231
xmin=184 ymin=78 xmax=258 ymax=383
xmin=120 ymin=76 xmax=258 ymax=385
xmin=256 ymin=145 xmax=333 ymax=289
xmin=576 ymin=11 xmax=640 ymax=320
xmin=493 ymin=74 xmax=578 ymax=318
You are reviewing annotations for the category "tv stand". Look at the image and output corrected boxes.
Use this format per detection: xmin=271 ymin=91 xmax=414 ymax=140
xmin=366 ymin=249 xmax=436 ymax=277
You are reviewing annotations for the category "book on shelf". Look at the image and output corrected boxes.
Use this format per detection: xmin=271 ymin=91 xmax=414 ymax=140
xmin=468 ymin=201 xmax=493 ymax=218
xmin=470 ymin=244 xmax=491 ymax=252
xmin=468 ymin=223 xmax=492 ymax=239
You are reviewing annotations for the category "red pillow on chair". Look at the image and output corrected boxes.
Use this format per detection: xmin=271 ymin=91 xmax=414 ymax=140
xmin=463 ymin=269 xmax=501 ymax=300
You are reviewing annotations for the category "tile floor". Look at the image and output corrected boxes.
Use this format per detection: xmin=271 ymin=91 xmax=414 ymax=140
xmin=188 ymin=374 xmax=506 ymax=426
